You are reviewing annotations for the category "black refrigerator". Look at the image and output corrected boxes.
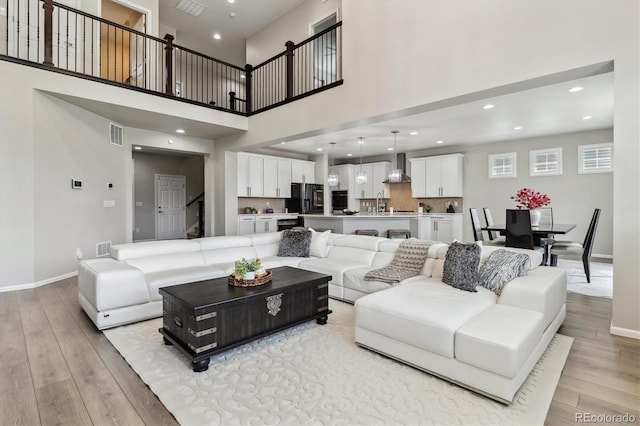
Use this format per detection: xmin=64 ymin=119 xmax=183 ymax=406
xmin=286 ymin=183 xmax=324 ymax=214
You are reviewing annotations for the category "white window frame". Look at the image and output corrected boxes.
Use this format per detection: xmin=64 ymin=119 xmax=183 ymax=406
xmin=578 ymin=143 xmax=613 ymax=174
xmin=529 ymin=147 xmax=563 ymax=176
xmin=488 ymin=152 xmax=517 ymax=179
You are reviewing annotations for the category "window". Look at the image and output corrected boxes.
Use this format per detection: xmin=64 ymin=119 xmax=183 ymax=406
xmin=488 ymin=152 xmax=517 ymax=179
xmin=530 ymin=148 xmax=562 ymax=176
xmin=579 ymin=143 xmax=613 ymax=174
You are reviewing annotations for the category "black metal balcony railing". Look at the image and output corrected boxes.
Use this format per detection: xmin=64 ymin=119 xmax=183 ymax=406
xmin=0 ymin=0 xmax=343 ymax=116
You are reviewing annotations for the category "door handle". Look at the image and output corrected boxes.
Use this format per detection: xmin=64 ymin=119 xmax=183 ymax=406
xmin=159 ymin=210 xmax=164 ymax=213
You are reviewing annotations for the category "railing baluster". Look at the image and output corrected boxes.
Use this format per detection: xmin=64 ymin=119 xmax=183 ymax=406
xmin=43 ymin=0 xmax=53 ymax=65
xmin=164 ymin=34 xmax=174 ymax=95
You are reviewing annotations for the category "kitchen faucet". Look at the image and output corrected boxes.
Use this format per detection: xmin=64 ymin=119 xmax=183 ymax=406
xmin=376 ymin=192 xmax=382 ymax=215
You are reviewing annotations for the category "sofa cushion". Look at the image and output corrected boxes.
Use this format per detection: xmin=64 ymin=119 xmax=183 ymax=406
xmin=251 ymin=232 xmax=282 ymax=258
xmin=201 ymin=246 xmax=257 ymax=266
xmin=125 ymin=252 xmax=205 ymax=274
xmin=309 ymin=228 xmax=331 ymax=258
xmin=478 ymin=249 xmax=530 ymax=295
xmin=278 ymin=228 xmax=312 ymax=257
xmin=111 ymin=240 xmax=201 ymax=260
xmin=355 ymin=279 xmax=497 ymax=358
xmin=455 ymin=304 xmax=544 ymax=378
xmin=198 ymin=235 xmax=253 ymax=251
xmin=333 ymin=235 xmax=385 ymax=251
xmin=145 ymin=265 xmax=228 ymax=301
xmin=442 ymin=241 xmax=481 ymax=292
xmin=344 ymin=266 xmax=396 ymax=294
xmin=298 ymin=257 xmax=368 ymax=286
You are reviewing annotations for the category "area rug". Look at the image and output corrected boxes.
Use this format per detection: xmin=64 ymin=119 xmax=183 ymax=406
xmin=557 ymin=259 xmax=613 ymax=298
xmin=104 ymin=300 xmax=573 ymax=426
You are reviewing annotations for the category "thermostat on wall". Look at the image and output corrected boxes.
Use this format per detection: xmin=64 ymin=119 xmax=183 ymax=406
xmin=71 ymin=179 xmax=83 ymax=189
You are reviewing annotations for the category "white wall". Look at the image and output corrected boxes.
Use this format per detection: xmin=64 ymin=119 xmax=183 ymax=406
xmin=246 ymin=0 xmax=342 ymax=65
xmin=220 ymin=1 xmax=639 ymax=335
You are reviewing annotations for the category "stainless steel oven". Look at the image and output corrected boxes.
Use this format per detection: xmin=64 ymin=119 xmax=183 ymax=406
xmin=331 ymin=190 xmax=348 ymax=213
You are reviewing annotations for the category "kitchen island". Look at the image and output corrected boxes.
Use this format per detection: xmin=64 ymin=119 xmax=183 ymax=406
xmin=301 ymin=213 xmax=463 ymax=242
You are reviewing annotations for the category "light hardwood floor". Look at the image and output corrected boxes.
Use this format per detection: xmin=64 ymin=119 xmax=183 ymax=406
xmin=1 ymin=278 xmax=638 ymax=425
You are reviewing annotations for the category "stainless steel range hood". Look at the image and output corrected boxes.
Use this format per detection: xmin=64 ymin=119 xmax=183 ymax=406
xmin=382 ymin=153 xmax=411 ymax=183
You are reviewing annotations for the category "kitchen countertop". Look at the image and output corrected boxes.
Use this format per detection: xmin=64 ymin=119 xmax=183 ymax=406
xmin=300 ymin=213 xmax=462 ymax=218
xmin=238 ymin=213 xmax=299 ymax=217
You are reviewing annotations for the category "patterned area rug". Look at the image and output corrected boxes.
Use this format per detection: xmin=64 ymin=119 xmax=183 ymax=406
xmin=104 ymin=300 xmax=572 ymax=426
xmin=557 ymin=259 xmax=613 ymax=298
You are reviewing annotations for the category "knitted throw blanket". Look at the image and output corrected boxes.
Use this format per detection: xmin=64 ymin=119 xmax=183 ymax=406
xmin=364 ymin=239 xmax=431 ymax=284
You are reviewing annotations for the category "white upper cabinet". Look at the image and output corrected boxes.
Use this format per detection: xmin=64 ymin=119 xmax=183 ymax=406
xmin=355 ymin=162 xmax=390 ymax=198
xmin=291 ymin=160 xmax=315 ymax=183
xmin=410 ymin=154 xmax=463 ymax=197
xmin=238 ymin=153 xmax=264 ymax=197
xmin=329 ymin=164 xmax=354 ymax=191
xmin=238 ymin=153 xmax=294 ymax=198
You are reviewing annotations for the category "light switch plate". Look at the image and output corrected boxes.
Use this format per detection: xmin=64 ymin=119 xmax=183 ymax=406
xmin=104 ymin=200 xmax=116 ymax=208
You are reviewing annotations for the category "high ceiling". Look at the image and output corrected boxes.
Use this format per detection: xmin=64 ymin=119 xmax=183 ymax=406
xmin=159 ymin=0 xmax=304 ymax=65
xmin=268 ymin=72 xmax=614 ymax=161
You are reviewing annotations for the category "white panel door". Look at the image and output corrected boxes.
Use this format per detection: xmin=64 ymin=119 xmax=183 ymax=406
xmin=156 ymin=175 xmax=185 ymax=240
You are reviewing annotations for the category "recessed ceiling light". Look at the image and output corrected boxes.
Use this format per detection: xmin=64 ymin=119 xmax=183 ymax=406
xmin=134 ymin=146 xmax=142 ymax=150
xmin=168 ymin=139 xmax=174 ymax=144
xmin=213 ymin=33 xmax=221 ymax=40
xmin=347 ymin=153 xmax=353 ymax=157
xmin=482 ymin=104 xmax=495 ymax=110
xmin=280 ymin=141 xmax=286 ymax=145
xmin=582 ymin=115 xmax=593 ymax=120
xmin=513 ymin=126 xmax=523 ymax=130
xmin=316 ymin=148 xmax=323 ymax=151
xmin=176 ymin=128 xmax=185 ymax=133
xmin=568 ymin=86 xmax=584 ymax=93
xmin=436 ymin=140 xmax=444 ymax=144
xmin=387 ymin=147 xmax=394 ymax=151
xmin=409 ymin=131 xmax=418 ymax=136
xmin=227 ymin=0 xmax=235 ymax=3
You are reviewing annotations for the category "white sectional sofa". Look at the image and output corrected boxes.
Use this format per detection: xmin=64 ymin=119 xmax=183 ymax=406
xmin=78 ymin=231 xmax=566 ymax=403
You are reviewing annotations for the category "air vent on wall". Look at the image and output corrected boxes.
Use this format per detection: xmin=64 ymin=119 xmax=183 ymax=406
xmin=96 ymin=241 xmax=112 ymax=257
xmin=176 ymin=0 xmax=207 ymax=17
xmin=109 ymin=123 xmax=123 ymax=147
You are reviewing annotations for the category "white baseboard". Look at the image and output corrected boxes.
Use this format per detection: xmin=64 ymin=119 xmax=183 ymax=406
xmin=0 ymin=271 xmax=78 ymax=293
xmin=592 ymin=253 xmax=613 ymax=259
xmin=610 ymin=323 xmax=640 ymax=340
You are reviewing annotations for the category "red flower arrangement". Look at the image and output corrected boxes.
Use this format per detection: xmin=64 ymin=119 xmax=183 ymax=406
xmin=511 ymin=188 xmax=551 ymax=210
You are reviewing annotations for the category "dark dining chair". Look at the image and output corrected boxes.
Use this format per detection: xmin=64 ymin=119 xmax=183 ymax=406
xmin=483 ymin=207 xmax=504 ymax=240
xmin=550 ymin=208 xmax=601 ymax=283
xmin=505 ymin=209 xmax=545 ymax=263
xmin=470 ymin=208 xmax=504 ymax=245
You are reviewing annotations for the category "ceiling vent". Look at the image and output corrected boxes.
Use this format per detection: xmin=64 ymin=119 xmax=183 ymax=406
xmin=109 ymin=122 xmax=123 ymax=147
xmin=175 ymin=0 xmax=207 ymax=17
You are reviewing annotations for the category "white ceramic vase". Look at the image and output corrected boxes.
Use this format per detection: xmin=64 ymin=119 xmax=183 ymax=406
xmin=244 ymin=271 xmax=256 ymax=280
xmin=530 ymin=209 xmax=541 ymax=227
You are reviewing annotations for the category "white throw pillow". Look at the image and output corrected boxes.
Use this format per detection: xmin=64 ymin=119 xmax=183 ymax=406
xmin=309 ymin=228 xmax=331 ymax=258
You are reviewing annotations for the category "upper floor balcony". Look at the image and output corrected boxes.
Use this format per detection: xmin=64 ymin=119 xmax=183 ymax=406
xmin=0 ymin=0 xmax=343 ymax=116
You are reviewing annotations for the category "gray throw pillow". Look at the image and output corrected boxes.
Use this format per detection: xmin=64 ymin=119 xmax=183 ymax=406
xmin=478 ymin=249 xmax=530 ymax=296
xmin=442 ymin=241 xmax=481 ymax=292
xmin=278 ymin=229 xmax=312 ymax=257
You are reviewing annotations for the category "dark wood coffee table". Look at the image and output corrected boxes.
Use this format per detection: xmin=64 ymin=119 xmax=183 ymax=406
xmin=159 ymin=266 xmax=332 ymax=372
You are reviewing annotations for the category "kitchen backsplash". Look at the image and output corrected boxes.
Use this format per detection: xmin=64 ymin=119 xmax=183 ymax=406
xmin=358 ymin=183 xmax=463 ymax=213
xmin=238 ymin=198 xmax=286 ymax=214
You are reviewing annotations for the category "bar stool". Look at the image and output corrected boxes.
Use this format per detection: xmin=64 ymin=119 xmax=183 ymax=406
xmin=387 ymin=229 xmax=411 ymax=239
xmin=355 ymin=229 xmax=379 ymax=237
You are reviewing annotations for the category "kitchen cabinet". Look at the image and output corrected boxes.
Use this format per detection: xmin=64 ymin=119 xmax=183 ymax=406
xmin=238 ymin=153 xmax=293 ymax=198
xmin=263 ymin=157 xmax=292 ymax=198
xmin=424 ymin=214 xmax=463 ymax=243
xmin=329 ymin=164 xmax=354 ymax=192
xmin=355 ymin=162 xmax=390 ymax=199
xmin=410 ymin=154 xmax=463 ymax=198
xmin=238 ymin=216 xmax=256 ymax=235
xmin=291 ymin=160 xmax=315 ymax=183
xmin=255 ymin=216 xmax=277 ymax=233
xmin=237 ymin=153 xmax=264 ymax=197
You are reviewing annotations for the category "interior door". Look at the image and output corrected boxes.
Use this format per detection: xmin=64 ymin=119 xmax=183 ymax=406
xmin=156 ymin=174 xmax=186 ymax=240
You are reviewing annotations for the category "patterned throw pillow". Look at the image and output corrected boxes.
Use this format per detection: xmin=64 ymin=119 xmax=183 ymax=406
xmin=478 ymin=249 xmax=530 ymax=295
xmin=278 ymin=228 xmax=312 ymax=257
xmin=442 ymin=241 xmax=481 ymax=292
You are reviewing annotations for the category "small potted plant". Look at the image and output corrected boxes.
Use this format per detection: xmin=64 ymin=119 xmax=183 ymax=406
xmin=234 ymin=258 xmax=264 ymax=280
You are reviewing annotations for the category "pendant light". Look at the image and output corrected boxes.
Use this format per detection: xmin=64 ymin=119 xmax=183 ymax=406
xmin=388 ymin=130 xmax=402 ymax=183
xmin=327 ymin=142 xmax=339 ymax=187
xmin=355 ymin=137 xmax=367 ymax=184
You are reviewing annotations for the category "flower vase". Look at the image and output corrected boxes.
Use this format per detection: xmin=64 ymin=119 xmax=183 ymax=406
xmin=244 ymin=271 xmax=256 ymax=280
xmin=530 ymin=209 xmax=541 ymax=227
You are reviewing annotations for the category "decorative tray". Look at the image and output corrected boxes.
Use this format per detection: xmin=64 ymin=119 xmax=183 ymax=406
xmin=228 ymin=270 xmax=272 ymax=287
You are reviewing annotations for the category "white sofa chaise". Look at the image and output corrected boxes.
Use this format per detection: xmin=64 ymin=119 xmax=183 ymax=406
xmin=78 ymin=231 xmax=566 ymax=403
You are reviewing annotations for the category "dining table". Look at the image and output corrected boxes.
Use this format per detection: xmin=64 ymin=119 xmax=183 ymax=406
xmin=483 ymin=223 xmax=577 ymax=265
